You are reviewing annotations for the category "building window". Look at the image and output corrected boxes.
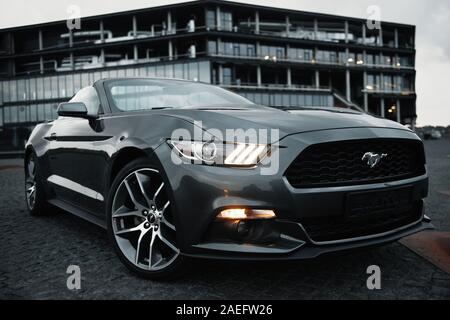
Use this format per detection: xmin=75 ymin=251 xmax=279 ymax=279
xmin=208 ymin=41 xmax=217 ymax=54
xmin=51 ymin=76 xmax=58 ymax=99
xmin=222 ymin=67 xmax=232 ymax=85
xmin=206 ymin=10 xmax=216 ymax=29
xmin=2 ymin=81 xmax=9 ymax=103
xmin=9 ymin=80 xmax=17 ymax=102
xmin=220 ymin=11 xmax=233 ymax=31
xmin=44 ymin=77 xmax=52 ymax=99
xmin=65 ymin=74 xmax=74 ymax=98
xmin=246 ymin=45 xmax=255 ymax=57
xmin=17 ymin=80 xmax=27 ymax=101
xmin=232 ymin=43 xmax=240 ymax=56
xmin=30 ymin=104 xmax=38 ymax=122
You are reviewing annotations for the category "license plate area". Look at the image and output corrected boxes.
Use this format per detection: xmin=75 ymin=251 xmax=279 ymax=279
xmin=346 ymin=186 xmax=413 ymax=220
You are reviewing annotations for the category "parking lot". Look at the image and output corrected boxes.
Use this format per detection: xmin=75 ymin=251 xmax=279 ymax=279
xmin=0 ymin=139 xmax=449 ymax=300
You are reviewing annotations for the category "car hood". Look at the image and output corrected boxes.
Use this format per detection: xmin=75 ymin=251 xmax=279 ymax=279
xmin=159 ymin=105 xmax=410 ymax=140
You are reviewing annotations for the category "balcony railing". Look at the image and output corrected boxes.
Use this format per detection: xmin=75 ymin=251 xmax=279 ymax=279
xmin=216 ymin=81 xmax=331 ymax=92
xmin=207 ymin=24 xmax=415 ymax=50
xmin=363 ymin=85 xmax=415 ymax=95
xmin=208 ymin=52 xmax=414 ymax=70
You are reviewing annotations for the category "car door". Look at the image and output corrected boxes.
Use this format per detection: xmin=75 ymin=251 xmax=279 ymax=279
xmin=46 ymin=86 xmax=112 ymax=217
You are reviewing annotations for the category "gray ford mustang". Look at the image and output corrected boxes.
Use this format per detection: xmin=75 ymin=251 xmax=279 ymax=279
xmin=25 ymin=78 xmax=432 ymax=279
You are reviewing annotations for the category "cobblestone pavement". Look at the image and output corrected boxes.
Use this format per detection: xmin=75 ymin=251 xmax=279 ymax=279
xmin=0 ymin=139 xmax=449 ymax=300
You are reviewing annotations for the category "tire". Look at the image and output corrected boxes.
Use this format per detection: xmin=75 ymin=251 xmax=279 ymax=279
xmin=106 ymin=157 xmax=186 ymax=280
xmin=25 ymin=152 xmax=51 ymax=216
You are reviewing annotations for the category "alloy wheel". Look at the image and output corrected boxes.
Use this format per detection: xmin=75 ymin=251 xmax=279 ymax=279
xmin=111 ymin=168 xmax=179 ymax=271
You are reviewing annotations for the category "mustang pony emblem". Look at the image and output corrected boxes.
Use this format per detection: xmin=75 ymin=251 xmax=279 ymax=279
xmin=362 ymin=152 xmax=388 ymax=168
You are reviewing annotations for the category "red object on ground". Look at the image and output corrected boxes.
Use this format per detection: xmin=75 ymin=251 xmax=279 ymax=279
xmin=400 ymin=231 xmax=450 ymax=274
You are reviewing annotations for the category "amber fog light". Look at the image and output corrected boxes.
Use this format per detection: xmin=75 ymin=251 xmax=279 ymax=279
xmin=216 ymin=208 xmax=276 ymax=220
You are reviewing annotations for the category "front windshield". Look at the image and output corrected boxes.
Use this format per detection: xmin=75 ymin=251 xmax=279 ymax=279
xmin=105 ymin=79 xmax=254 ymax=111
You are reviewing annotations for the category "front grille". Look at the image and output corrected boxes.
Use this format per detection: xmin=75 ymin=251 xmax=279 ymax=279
xmin=285 ymin=139 xmax=425 ymax=188
xmin=300 ymin=201 xmax=423 ymax=242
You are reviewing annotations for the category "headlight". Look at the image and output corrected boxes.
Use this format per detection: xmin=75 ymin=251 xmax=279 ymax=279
xmin=168 ymin=140 xmax=269 ymax=167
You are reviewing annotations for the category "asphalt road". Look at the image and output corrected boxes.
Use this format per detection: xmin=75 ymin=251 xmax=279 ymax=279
xmin=0 ymin=139 xmax=449 ymax=300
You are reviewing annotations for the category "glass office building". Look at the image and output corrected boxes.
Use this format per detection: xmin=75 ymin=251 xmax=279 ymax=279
xmin=0 ymin=0 xmax=416 ymax=150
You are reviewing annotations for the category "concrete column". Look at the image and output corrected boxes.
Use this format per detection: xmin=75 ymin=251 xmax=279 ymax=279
xmin=313 ymin=19 xmax=318 ymax=40
xmin=285 ymin=15 xmax=290 ymax=37
xmin=257 ymin=65 xmax=262 ymax=87
xmin=364 ymin=93 xmax=369 ymax=112
xmin=39 ymin=56 xmax=44 ymax=74
xmin=363 ymin=71 xmax=368 ymax=111
xmin=38 ymin=29 xmax=44 ymax=74
xmin=133 ymin=45 xmax=138 ymax=61
xmin=381 ymin=98 xmax=385 ymax=118
xmin=344 ymin=20 xmax=349 ymax=43
xmin=256 ymin=41 xmax=260 ymax=58
xmin=217 ymin=37 xmax=222 ymax=55
xmin=216 ymin=7 xmax=221 ymax=30
xmin=379 ymin=24 xmax=383 ymax=46
xmin=70 ymin=53 xmax=74 ymax=70
xmin=100 ymin=49 xmax=105 ymax=65
xmin=218 ymin=64 xmax=223 ymax=84
xmin=287 ymin=67 xmax=292 ymax=87
xmin=380 ymin=73 xmax=384 ymax=91
xmin=69 ymin=30 xmax=73 ymax=47
xmin=345 ymin=69 xmax=351 ymax=101
xmin=38 ymin=29 xmax=43 ymax=50
xmin=132 ymin=16 xmax=137 ymax=38
xmin=168 ymin=40 xmax=173 ymax=60
xmin=362 ymin=23 xmax=366 ymax=44
xmin=167 ymin=11 xmax=172 ymax=34
xmin=394 ymin=28 xmax=399 ymax=48
xmin=315 ymin=70 xmax=320 ymax=88
xmin=99 ymin=20 xmax=105 ymax=42
xmin=255 ymin=11 xmax=260 ymax=34
xmin=396 ymin=99 xmax=401 ymax=123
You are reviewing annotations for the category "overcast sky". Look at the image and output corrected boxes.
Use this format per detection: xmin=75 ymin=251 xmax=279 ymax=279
xmin=0 ymin=0 xmax=449 ymax=126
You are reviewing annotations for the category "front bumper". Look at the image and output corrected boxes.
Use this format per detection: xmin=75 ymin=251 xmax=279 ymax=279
xmin=155 ymin=127 xmax=431 ymax=260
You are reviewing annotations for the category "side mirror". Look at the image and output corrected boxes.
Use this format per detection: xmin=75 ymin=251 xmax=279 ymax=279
xmin=57 ymin=102 xmax=93 ymax=118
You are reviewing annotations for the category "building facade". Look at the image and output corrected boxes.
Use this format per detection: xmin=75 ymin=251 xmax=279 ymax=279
xmin=0 ymin=0 xmax=416 ymax=150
